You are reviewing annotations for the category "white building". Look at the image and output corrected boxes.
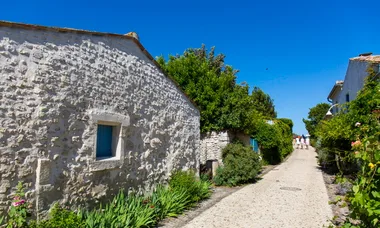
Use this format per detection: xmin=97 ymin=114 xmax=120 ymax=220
xmin=0 ymin=21 xmax=200 ymax=217
xmin=327 ymin=53 xmax=380 ymax=114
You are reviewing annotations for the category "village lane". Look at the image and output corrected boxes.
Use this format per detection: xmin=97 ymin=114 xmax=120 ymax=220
xmin=183 ymin=148 xmax=333 ymax=228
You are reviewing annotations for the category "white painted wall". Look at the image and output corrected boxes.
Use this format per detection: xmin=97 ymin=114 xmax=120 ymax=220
xmin=0 ymin=25 xmax=200 ymax=217
xmin=200 ymin=131 xmax=251 ymax=165
xmin=337 ymin=60 xmax=370 ymax=105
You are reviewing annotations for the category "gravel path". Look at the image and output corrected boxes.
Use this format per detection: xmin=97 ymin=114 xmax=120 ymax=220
xmin=182 ymin=148 xmax=333 ymax=228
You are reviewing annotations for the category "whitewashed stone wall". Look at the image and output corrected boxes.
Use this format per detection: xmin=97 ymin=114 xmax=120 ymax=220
xmin=200 ymin=131 xmax=250 ymax=164
xmin=336 ymin=59 xmax=379 ymax=106
xmin=0 ymin=25 xmax=200 ymax=217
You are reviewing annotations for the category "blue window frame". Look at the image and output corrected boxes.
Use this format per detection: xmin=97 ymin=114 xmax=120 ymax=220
xmin=96 ymin=125 xmax=113 ymax=158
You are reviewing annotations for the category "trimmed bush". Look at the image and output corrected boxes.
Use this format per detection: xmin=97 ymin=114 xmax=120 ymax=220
xmin=214 ymin=142 xmax=262 ymax=186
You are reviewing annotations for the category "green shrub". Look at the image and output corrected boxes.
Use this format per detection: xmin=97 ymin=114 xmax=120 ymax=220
xmin=80 ymin=191 xmax=156 ymax=228
xmin=150 ymin=185 xmax=190 ymax=219
xmin=15 ymin=172 xmax=212 ymax=228
xmin=5 ymin=182 xmax=33 ymax=228
xmin=312 ymin=67 xmax=380 ymax=226
xmin=254 ymin=120 xmax=293 ymax=164
xmin=214 ymin=142 xmax=262 ymax=186
xmin=29 ymin=204 xmax=84 ymax=228
xmin=310 ymin=138 xmax=317 ymax=147
xmin=278 ymin=118 xmax=293 ymax=133
xmin=169 ymin=170 xmax=212 ymax=205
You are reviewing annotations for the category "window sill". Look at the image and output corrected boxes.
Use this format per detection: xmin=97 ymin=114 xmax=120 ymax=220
xmin=89 ymin=157 xmax=123 ymax=172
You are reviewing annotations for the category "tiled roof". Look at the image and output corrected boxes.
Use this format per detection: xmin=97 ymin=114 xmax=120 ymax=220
xmin=350 ymin=55 xmax=380 ymax=63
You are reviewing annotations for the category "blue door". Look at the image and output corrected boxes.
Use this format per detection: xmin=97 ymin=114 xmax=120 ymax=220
xmin=96 ymin=125 xmax=113 ymax=158
xmin=250 ymin=138 xmax=259 ymax=153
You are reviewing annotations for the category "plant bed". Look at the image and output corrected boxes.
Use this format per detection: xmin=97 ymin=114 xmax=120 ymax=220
xmin=0 ymin=171 xmax=212 ymax=228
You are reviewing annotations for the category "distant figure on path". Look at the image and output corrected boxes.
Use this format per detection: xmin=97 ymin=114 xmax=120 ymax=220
xmin=305 ymin=136 xmax=310 ymax=150
xmin=300 ymin=136 xmax=305 ymax=149
xmin=296 ymin=136 xmax=300 ymax=149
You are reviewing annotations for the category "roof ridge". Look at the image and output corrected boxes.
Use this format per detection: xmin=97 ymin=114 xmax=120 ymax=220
xmin=0 ymin=20 xmax=200 ymax=111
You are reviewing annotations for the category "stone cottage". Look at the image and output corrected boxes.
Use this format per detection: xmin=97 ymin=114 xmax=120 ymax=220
xmin=0 ymin=21 xmax=200 ymax=217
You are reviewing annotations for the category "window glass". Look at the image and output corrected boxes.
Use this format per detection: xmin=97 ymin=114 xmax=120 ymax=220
xmin=96 ymin=125 xmax=113 ymax=158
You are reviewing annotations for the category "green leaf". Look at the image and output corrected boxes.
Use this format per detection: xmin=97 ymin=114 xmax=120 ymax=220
xmin=353 ymin=185 xmax=359 ymax=193
xmin=372 ymin=191 xmax=380 ymax=198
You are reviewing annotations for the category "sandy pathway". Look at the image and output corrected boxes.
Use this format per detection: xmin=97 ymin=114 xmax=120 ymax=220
xmin=182 ymin=148 xmax=333 ymax=228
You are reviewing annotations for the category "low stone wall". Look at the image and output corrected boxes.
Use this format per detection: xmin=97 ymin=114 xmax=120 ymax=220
xmin=200 ymin=131 xmax=251 ymax=165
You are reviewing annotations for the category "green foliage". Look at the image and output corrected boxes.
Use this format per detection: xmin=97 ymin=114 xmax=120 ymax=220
xmin=81 ymin=192 xmax=157 ymax=228
xmin=303 ymin=103 xmax=330 ymax=137
xmin=344 ymin=71 xmax=380 ymax=227
xmin=30 ymin=204 xmax=85 ymax=228
xmin=169 ymin=170 xmax=212 ymax=205
xmin=254 ymin=120 xmax=293 ymax=164
xmin=213 ymin=142 xmax=262 ymax=186
xmin=6 ymin=182 xmax=31 ymax=228
xmin=348 ymin=127 xmax=380 ymax=228
xmin=310 ymin=138 xmax=317 ymax=147
xmin=24 ymin=171 xmax=211 ymax=228
xmin=250 ymin=87 xmax=277 ymax=118
xmin=314 ymin=67 xmax=380 ymax=227
xmin=157 ymin=45 xmax=274 ymax=133
xmin=315 ymin=112 xmax=357 ymax=174
xmin=150 ymin=186 xmax=190 ymax=219
xmin=278 ymin=118 xmax=293 ymax=133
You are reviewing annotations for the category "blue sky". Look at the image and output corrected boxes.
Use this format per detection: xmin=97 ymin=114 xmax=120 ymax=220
xmin=2 ymin=0 xmax=380 ymax=134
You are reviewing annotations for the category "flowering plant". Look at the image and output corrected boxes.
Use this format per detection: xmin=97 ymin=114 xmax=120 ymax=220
xmin=346 ymin=119 xmax=380 ymax=227
xmin=6 ymin=182 xmax=31 ymax=228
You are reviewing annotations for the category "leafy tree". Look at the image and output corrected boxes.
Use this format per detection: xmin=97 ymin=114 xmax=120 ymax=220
xmin=250 ymin=87 xmax=277 ymax=118
xmin=278 ymin=118 xmax=293 ymax=133
xmin=157 ymin=45 xmax=263 ymax=133
xmin=303 ymin=103 xmax=330 ymax=137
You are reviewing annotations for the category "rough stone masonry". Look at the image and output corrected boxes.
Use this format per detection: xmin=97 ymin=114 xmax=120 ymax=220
xmin=0 ymin=21 xmax=200 ymax=218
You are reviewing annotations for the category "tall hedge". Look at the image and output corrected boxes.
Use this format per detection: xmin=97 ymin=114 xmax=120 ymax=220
xmin=254 ymin=120 xmax=293 ymax=164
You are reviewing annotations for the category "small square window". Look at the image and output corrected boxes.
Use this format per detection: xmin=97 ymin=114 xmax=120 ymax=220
xmin=96 ymin=123 xmax=120 ymax=160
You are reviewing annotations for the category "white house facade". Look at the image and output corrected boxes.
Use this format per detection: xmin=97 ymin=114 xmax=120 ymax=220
xmin=327 ymin=53 xmax=380 ymax=112
xmin=0 ymin=21 xmax=200 ymax=217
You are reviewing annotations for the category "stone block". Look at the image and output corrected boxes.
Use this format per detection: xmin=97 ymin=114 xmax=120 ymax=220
xmin=36 ymin=159 xmax=51 ymax=185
